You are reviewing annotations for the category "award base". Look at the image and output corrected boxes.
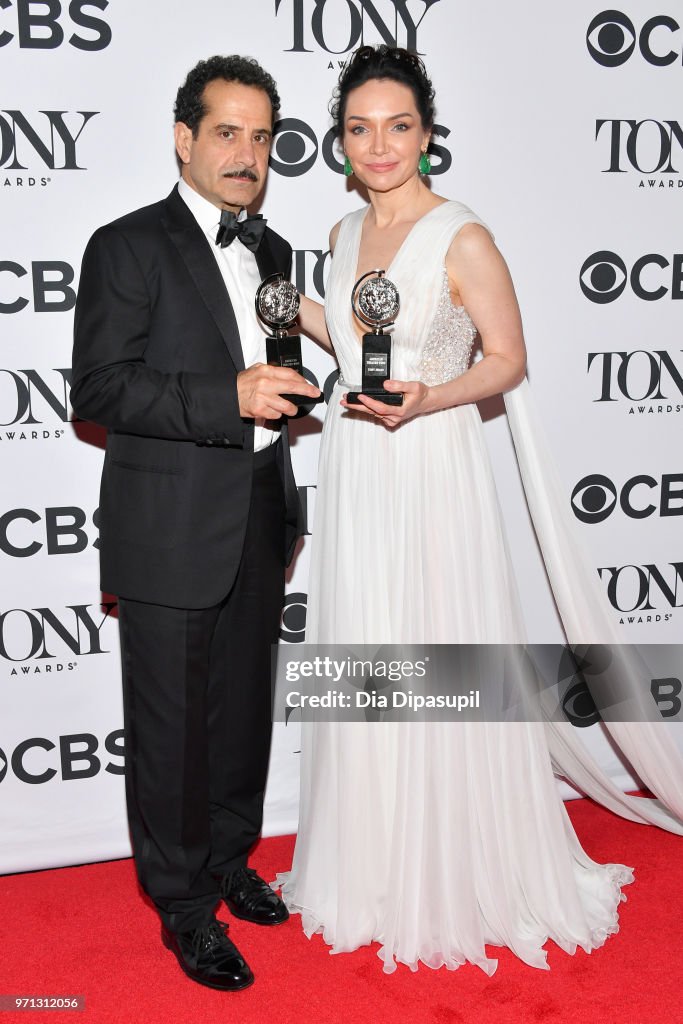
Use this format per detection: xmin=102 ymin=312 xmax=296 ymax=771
xmin=346 ymin=390 xmax=404 ymax=406
xmin=345 ymin=331 xmax=403 ymax=406
xmin=279 ymin=393 xmax=325 ymax=407
xmin=266 ymin=335 xmax=323 ymax=408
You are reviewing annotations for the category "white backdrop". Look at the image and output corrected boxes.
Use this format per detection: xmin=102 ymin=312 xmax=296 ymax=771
xmin=1 ymin=0 xmax=681 ymax=873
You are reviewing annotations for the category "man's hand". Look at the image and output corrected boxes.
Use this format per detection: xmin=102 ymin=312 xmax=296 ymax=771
xmin=237 ymin=362 xmax=321 ymax=419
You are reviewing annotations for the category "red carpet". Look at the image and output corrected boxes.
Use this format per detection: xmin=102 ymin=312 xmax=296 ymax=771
xmin=1 ymin=797 xmax=681 ymax=1024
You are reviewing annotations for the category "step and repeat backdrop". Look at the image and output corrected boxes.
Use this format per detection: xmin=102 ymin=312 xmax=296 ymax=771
xmin=1 ymin=1 xmax=681 ymax=872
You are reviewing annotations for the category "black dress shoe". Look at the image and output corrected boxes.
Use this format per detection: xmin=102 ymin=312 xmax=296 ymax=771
xmin=221 ymin=867 xmax=289 ymax=926
xmin=161 ymin=918 xmax=254 ymax=991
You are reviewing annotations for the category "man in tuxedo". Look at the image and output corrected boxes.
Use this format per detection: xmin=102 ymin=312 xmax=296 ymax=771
xmin=71 ymin=55 xmax=319 ymax=991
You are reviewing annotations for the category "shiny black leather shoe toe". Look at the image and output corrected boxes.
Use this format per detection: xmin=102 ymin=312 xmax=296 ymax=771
xmin=221 ymin=867 xmax=289 ymax=926
xmin=161 ymin=918 xmax=254 ymax=991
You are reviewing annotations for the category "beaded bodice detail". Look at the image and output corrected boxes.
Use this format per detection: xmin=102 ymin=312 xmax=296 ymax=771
xmin=418 ymin=269 xmax=478 ymax=386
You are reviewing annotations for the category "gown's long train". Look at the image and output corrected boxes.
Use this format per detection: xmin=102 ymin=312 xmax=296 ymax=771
xmin=277 ymin=202 xmax=683 ymax=974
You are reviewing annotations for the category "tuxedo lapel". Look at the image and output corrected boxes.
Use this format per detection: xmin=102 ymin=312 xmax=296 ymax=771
xmin=254 ymin=233 xmax=279 ymax=283
xmin=161 ymin=186 xmax=246 ymax=372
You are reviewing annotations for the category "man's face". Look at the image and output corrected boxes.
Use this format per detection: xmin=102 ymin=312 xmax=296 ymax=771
xmin=175 ymin=79 xmax=273 ymax=211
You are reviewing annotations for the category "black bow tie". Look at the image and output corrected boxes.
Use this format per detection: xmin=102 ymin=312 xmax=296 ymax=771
xmin=215 ymin=209 xmax=267 ymax=251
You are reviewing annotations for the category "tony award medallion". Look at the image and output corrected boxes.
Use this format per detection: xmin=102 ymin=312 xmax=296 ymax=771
xmin=348 ymin=270 xmax=403 ymax=406
xmin=256 ymin=273 xmax=319 ymax=408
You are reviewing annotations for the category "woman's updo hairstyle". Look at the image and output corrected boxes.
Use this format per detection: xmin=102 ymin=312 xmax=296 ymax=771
xmin=330 ymin=45 xmax=435 ymax=139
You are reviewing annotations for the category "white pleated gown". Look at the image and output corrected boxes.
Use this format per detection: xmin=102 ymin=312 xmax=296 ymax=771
xmin=276 ymin=202 xmax=665 ymax=974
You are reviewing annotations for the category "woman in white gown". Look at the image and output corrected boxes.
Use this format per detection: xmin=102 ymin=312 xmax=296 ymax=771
xmin=284 ymin=45 xmax=683 ymax=975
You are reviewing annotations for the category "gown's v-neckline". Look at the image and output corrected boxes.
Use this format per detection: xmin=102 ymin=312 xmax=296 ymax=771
xmin=352 ymin=199 xmax=451 ymax=285
xmin=348 ymin=201 xmax=451 ymax=345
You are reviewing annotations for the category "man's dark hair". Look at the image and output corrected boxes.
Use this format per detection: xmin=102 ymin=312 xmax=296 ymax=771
xmin=330 ymin=45 xmax=435 ymax=138
xmin=174 ymin=55 xmax=281 ymax=137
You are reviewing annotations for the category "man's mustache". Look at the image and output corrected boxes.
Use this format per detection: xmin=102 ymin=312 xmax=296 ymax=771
xmin=223 ymin=169 xmax=259 ymax=182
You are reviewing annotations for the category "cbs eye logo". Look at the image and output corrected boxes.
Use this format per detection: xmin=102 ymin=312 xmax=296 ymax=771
xmin=571 ymin=475 xmax=617 ymax=523
xmin=557 ymin=646 xmax=607 ymax=728
xmin=270 ymin=118 xmax=323 ymax=176
xmin=561 ymin=679 xmax=602 ymax=727
xmin=280 ymin=592 xmax=307 ymax=643
xmin=579 ymin=251 xmax=627 ymax=303
xmin=587 ymin=10 xmax=682 ymax=67
xmin=557 ymin=647 xmax=614 ymax=729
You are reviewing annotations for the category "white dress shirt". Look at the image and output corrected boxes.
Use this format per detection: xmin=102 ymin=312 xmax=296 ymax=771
xmin=178 ymin=177 xmax=278 ymax=451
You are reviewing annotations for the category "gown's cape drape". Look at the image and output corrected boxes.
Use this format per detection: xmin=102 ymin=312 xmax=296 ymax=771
xmin=504 ymin=379 xmax=683 ymax=834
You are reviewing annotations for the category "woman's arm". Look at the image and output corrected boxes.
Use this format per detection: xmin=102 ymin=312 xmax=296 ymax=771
xmin=428 ymin=223 xmax=527 ymax=410
xmin=298 ymin=294 xmax=333 ymax=354
xmin=296 ymin=222 xmax=342 ymax=355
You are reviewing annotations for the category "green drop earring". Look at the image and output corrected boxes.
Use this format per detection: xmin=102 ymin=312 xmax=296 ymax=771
xmin=419 ymin=150 xmax=431 ymax=175
xmin=344 ymin=155 xmax=353 ymax=177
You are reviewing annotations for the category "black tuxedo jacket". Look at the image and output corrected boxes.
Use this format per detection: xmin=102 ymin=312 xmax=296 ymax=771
xmin=72 ymin=185 xmax=301 ymax=608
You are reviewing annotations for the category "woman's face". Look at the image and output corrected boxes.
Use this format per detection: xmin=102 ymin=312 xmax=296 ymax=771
xmin=343 ymin=78 xmax=431 ymax=193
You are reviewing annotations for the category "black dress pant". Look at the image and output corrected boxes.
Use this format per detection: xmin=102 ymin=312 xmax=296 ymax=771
xmin=118 ymin=445 xmax=286 ymax=933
